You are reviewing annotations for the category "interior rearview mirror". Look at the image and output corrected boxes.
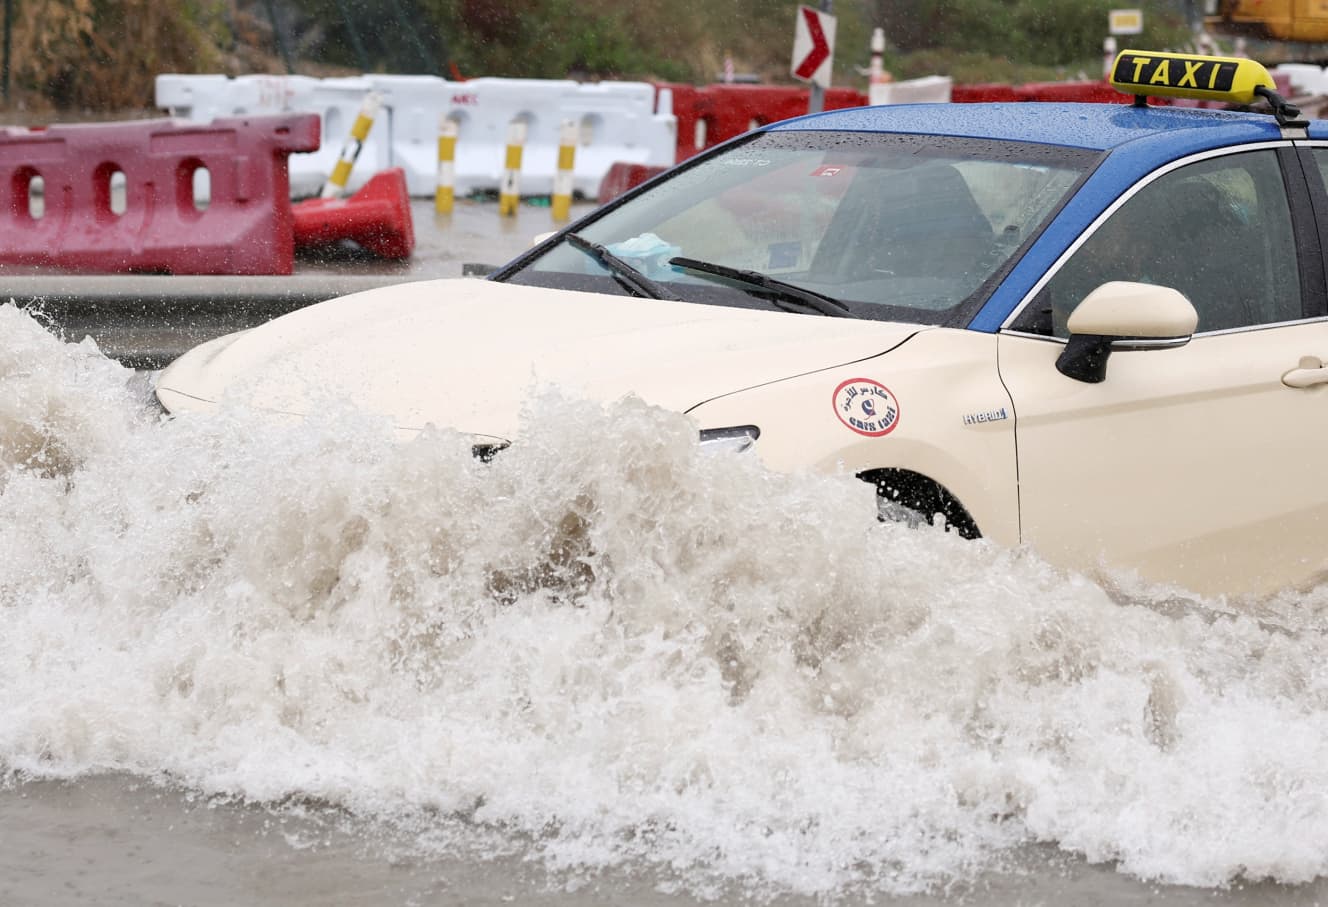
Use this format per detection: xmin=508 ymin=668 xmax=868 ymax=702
xmin=1056 ymin=281 xmax=1198 ymax=383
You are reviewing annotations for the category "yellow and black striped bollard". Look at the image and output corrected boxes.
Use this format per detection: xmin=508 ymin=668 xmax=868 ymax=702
xmin=435 ymin=116 xmax=458 ymax=214
xmin=551 ymin=119 xmax=577 ymax=222
xmin=320 ymin=91 xmax=381 ymax=199
xmin=498 ymin=120 xmax=527 ymax=217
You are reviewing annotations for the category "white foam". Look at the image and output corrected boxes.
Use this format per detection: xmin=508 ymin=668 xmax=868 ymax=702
xmin=2 ymin=305 xmax=1328 ymax=897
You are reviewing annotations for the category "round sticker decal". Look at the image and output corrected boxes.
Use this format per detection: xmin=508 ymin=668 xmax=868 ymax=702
xmin=832 ymin=378 xmax=900 ymax=437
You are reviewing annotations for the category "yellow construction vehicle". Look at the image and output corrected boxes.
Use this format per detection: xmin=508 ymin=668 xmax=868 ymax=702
xmin=1206 ymin=0 xmax=1328 ymax=43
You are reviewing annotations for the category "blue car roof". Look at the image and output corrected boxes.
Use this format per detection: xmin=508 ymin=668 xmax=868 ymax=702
xmin=770 ymin=101 xmax=1285 ymax=153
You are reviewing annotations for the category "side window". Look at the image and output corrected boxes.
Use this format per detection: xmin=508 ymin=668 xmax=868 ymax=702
xmin=1309 ymin=149 xmax=1328 ymax=229
xmin=1020 ymin=150 xmax=1302 ymax=336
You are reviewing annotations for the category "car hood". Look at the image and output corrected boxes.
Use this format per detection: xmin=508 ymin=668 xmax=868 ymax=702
xmin=156 ymin=278 xmax=925 ymax=438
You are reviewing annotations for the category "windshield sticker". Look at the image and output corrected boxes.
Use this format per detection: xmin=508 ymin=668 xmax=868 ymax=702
xmin=833 ymin=378 xmax=900 ymax=437
xmin=810 ymin=165 xmax=847 ymax=178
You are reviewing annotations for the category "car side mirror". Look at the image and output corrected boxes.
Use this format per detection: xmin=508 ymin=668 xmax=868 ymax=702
xmin=1056 ymin=281 xmax=1199 ymax=383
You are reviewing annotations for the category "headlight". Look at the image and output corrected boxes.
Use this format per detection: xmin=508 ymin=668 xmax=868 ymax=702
xmin=697 ymin=425 xmax=760 ymax=454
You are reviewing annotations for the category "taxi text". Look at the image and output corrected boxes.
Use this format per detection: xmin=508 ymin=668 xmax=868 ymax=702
xmin=1113 ymin=53 xmax=1237 ymax=93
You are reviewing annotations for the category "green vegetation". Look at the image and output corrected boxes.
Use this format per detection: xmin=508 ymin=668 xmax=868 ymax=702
xmin=1 ymin=0 xmax=1194 ymax=113
xmin=296 ymin=0 xmax=867 ymax=84
xmin=879 ymin=0 xmax=1191 ymax=81
xmin=4 ymin=0 xmax=229 ymax=112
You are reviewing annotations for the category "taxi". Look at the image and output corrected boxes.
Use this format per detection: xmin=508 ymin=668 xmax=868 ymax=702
xmin=156 ymin=51 xmax=1328 ymax=598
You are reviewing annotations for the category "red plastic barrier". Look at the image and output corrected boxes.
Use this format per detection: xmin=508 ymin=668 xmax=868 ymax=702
xmin=950 ymin=83 xmax=1021 ymax=103
xmin=597 ymin=162 xmax=667 ymax=204
xmin=957 ymin=74 xmax=1298 ymax=108
xmin=1015 ymin=81 xmax=1130 ymax=103
xmin=660 ymin=83 xmax=868 ymax=162
xmin=292 ymin=168 xmax=413 ymax=259
xmin=660 ymin=83 xmax=706 ymax=161
xmin=0 ymin=114 xmax=319 ymax=275
xmin=659 ymin=72 xmax=1289 ymax=166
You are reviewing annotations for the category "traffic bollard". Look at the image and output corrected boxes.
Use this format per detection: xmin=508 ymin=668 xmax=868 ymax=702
xmin=320 ymin=91 xmax=381 ymax=199
xmin=551 ymin=119 xmax=576 ymax=221
xmin=498 ymin=120 xmax=526 ymax=217
xmin=435 ymin=116 xmax=458 ymax=214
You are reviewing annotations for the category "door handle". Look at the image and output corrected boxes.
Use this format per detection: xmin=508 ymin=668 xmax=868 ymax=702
xmin=1282 ymin=356 xmax=1328 ymax=388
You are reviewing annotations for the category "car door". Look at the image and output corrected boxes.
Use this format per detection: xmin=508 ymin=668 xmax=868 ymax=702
xmin=996 ymin=145 xmax=1328 ymax=598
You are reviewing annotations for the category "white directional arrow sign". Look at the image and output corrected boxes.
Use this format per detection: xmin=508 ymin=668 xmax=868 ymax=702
xmin=791 ymin=5 xmax=836 ymax=89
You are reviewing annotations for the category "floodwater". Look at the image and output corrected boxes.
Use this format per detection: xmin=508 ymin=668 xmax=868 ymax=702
xmin=6 ymin=212 xmax=1328 ymax=905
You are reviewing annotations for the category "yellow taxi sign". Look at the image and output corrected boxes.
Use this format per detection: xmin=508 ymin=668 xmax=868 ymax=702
xmin=1109 ymin=50 xmax=1275 ymax=104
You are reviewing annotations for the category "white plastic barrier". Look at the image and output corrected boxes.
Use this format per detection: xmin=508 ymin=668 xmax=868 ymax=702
xmin=437 ymin=78 xmax=676 ymax=198
xmin=360 ymin=74 xmax=455 ymax=196
xmin=156 ymin=74 xmax=394 ymax=197
xmin=1274 ymin=64 xmax=1328 ymax=97
xmin=868 ymin=75 xmax=953 ymax=106
xmin=155 ymin=73 xmax=676 ymax=199
xmin=411 ymin=77 xmax=581 ymax=198
xmin=558 ymin=81 xmax=675 ymax=197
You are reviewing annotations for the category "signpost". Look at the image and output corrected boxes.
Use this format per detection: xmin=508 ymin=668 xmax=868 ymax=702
xmin=792 ymin=3 xmax=836 ymax=113
xmin=1106 ymin=9 xmax=1141 ymax=79
xmin=1109 ymin=8 xmax=1144 ymax=35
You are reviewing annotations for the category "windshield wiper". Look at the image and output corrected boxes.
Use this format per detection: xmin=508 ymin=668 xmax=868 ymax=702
xmin=669 ymin=256 xmax=854 ymax=318
xmin=564 ymin=232 xmax=682 ymax=301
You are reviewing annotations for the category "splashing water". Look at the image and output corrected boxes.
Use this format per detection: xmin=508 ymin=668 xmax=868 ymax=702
xmin=2 ymin=304 xmax=1328 ymax=898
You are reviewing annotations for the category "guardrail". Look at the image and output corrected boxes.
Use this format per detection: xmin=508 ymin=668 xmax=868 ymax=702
xmin=7 ymin=274 xmax=404 ymax=368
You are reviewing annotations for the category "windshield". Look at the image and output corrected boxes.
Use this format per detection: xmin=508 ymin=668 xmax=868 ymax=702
xmin=497 ymin=130 xmax=1096 ymax=325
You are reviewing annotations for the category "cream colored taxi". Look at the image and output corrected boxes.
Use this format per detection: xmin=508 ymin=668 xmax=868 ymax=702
xmin=157 ymin=51 xmax=1328 ymax=598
